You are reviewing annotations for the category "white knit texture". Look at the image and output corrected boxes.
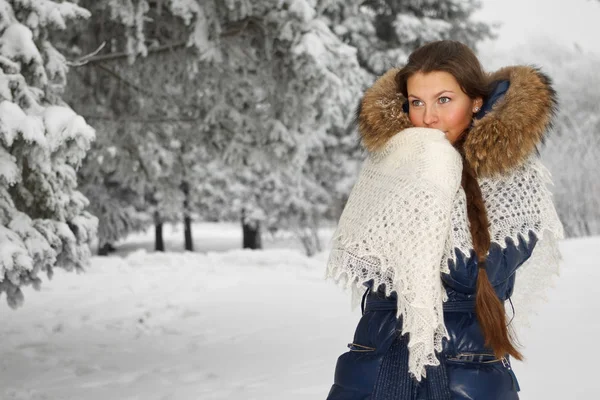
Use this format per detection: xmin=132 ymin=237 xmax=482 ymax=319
xmin=445 ymin=156 xmax=564 ymax=262
xmin=482 ymin=158 xmax=564 ymax=329
xmin=326 ymin=127 xmax=563 ymax=380
xmin=327 ymin=128 xmax=462 ymax=380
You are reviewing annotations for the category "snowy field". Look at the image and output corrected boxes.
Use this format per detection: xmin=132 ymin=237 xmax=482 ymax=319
xmin=0 ymin=223 xmax=598 ymax=399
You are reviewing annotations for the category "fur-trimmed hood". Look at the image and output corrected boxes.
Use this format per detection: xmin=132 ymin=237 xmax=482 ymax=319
xmin=356 ymin=65 xmax=557 ymax=177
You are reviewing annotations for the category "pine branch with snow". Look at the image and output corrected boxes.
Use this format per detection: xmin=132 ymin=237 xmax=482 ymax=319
xmin=0 ymin=0 xmax=96 ymax=308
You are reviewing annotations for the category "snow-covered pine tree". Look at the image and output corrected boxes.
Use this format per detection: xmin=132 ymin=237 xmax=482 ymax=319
xmin=201 ymin=0 xmax=367 ymax=250
xmin=64 ymin=1 xmax=192 ymax=251
xmin=66 ymin=1 xmax=368 ymax=254
xmin=321 ymin=0 xmax=495 ymax=75
xmin=76 ymin=130 xmax=150 ymax=254
xmin=0 ymin=0 xmax=96 ymax=308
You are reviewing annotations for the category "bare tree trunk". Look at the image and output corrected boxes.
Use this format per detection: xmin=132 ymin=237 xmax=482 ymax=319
xmin=184 ymin=214 xmax=193 ymax=251
xmin=155 ymin=211 xmax=165 ymax=252
xmin=181 ymin=180 xmax=193 ymax=251
xmin=242 ymin=208 xmax=262 ymax=250
xmin=582 ymin=220 xmax=591 ymax=237
xmin=97 ymin=243 xmax=115 ymax=256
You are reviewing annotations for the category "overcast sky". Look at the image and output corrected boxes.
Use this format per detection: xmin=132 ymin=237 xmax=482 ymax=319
xmin=475 ymin=0 xmax=600 ymax=54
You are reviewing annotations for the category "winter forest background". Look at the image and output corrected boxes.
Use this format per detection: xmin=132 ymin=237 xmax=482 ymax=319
xmin=0 ymin=0 xmax=599 ymax=399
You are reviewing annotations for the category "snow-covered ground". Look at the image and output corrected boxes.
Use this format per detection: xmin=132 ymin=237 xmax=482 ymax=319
xmin=0 ymin=223 xmax=597 ymax=399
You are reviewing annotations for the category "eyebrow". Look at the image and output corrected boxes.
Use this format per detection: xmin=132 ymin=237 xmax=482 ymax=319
xmin=408 ymin=90 xmax=455 ymax=99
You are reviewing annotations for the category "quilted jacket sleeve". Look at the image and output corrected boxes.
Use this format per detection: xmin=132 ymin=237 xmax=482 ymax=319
xmin=441 ymin=231 xmax=538 ymax=299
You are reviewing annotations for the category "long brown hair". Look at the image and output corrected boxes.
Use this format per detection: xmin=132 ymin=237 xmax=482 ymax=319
xmin=395 ymin=40 xmax=523 ymax=361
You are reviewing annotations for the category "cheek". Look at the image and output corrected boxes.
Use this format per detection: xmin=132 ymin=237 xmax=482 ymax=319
xmin=443 ymin=107 xmax=472 ymax=132
xmin=409 ymin=110 xmax=424 ymax=127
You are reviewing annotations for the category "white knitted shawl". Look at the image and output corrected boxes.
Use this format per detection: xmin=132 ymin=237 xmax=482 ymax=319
xmin=326 ymin=127 xmax=564 ymax=380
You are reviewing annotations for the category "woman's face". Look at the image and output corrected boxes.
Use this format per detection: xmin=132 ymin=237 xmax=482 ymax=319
xmin=407 ymin=71 xmax=482 ymax=144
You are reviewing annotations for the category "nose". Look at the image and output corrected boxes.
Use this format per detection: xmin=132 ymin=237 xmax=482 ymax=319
xmin=423 ymin=106 xmax=438 ymax=126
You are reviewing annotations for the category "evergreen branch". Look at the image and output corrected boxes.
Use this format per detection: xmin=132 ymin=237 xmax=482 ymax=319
xmin=356 ymin=54 xmax=379 ymax=77
xmin=82 ymin=114 xmax=202 ymax=123
xmin=92 ymin=63 xmax=158 ymax=98
xmin=73 ymin=41 xmax=187 ymax=65
xmin=67 ymin=42 xmax=107 ymax=66
xmin=90 ymin=62 xmax=194 ymax=111
xmin=221 ymin=17 xmax=266 ymax=38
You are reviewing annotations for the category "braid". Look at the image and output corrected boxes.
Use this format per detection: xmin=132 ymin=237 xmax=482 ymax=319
xmin=459 ymin=143 xmax=523 ymax=361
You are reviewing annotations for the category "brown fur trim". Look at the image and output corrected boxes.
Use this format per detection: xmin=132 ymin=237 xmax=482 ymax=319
xmin=466 ymin=66 xmax=557 ymax=177
xmin=357 ymin=66 xmax=557 ymax=176
xmin=357 ymin=68 xmax=413 ymax=152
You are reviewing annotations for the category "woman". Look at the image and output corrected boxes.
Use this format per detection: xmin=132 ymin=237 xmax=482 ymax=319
xmin=325 ymin=40 xmax=563 ymax=399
